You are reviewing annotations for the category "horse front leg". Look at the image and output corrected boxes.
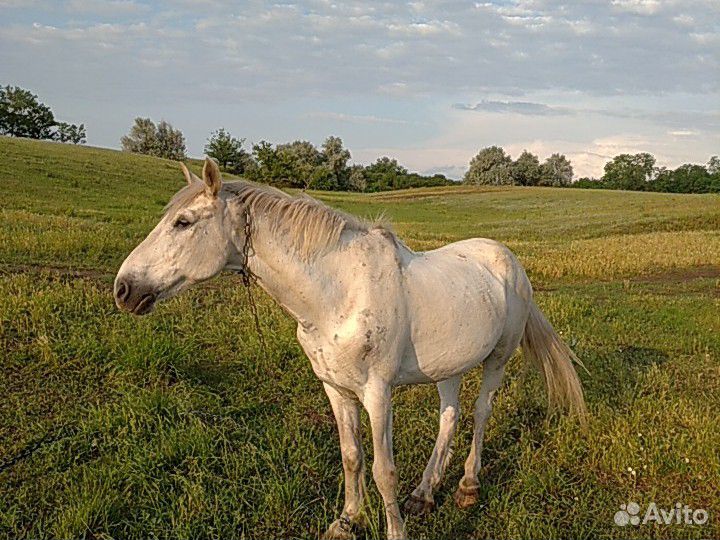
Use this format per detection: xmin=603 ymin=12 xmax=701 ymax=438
xmin=363 ymin=383 xmax=406 ymax=540
xmin=322 ymin=382 xmax=366 ymax=540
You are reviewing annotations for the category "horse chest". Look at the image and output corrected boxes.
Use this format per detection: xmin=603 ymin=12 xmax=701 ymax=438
xmin=296 ymin=323 xmax=366 ymax=390
xmin=295 ymin=309 xmax=402 ymax=392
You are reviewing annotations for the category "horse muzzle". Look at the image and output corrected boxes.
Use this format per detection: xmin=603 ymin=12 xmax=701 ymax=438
xmin=114 ymin=277 xmax=157 ymax=316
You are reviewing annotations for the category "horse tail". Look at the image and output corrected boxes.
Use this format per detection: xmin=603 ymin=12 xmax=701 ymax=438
xmin=522 ymin=301 xmax=587 ymax=422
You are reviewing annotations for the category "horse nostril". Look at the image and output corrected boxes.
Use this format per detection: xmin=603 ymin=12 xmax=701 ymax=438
xmin=116 ymin=280 xmax=131 ymax=302
xmin=134 ymin=292 xmax=156 ymax=315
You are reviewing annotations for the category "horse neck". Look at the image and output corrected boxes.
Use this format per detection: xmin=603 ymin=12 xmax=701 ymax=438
xmin=239 ymin=207 xmax=346 ymax=327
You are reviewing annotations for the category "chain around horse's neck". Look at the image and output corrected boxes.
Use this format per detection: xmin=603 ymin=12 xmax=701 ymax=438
xmin=237 ymin=202 xmax=266 ymax=352
xmin=239 ymin=204 xmax=255 ymax=287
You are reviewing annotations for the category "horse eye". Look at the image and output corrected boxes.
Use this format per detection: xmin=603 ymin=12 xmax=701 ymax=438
xmin=174 ymin=218 xmax=192 ymax=229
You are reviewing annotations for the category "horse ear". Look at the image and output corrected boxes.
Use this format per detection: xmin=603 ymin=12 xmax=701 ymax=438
xmin=202 ymin=157 xmax=222 ymax=197
xmin=179 ymin=162 xmax=194 ymax=185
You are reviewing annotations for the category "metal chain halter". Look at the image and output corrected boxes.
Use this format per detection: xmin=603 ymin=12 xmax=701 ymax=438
xmin=238 ymin=205 xmax=267 ymax=352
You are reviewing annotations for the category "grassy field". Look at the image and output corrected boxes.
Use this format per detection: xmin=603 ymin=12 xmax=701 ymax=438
xmin=1 ymin=136 xmax=719 ymax=540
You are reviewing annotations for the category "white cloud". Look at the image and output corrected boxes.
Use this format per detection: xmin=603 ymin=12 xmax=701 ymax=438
xmin=5 ymin=0 xmax=719 ymax=98
xmin=0 ymin=0 xmax=40 ymax=6
xmin=304 ymin=112 xmax=410 ymax=125
xmin=668 ymin=129 xmax=699 ymax=137
xmin=673 ymin=14 xmax=694 ymax=25
xmin=454 ymin=100 xmax=570 ymax=116
xmin=65 ymin=0 xmax=149 ymax=16
xmin=387 ymin=20 xmax=460 ymax=36
xmin=690 ymin=32 xmax=720 ymax=45
xmin=377 ymin=82 xmax=412 ymax=96
xmin=611 ymin=0 xmax=662 ymax=15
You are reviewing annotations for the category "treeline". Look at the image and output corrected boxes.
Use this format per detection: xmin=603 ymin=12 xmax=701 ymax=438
xmin=241 ymin=139 xmax=451 ymax=192
xmin=463 ymin=146 xmax=574 ymax=186
xmin=0 ymin=85 xmax=86 ymax=144
xmin=121 ymin=119 xmax=453 ymax=192
xmin=572 ymin=153 xmax=719 ymax=193
xmin=5 ymin=85 xmax=716 ymax=195
xmin=462 ymin=146 xmax=719 ymax=194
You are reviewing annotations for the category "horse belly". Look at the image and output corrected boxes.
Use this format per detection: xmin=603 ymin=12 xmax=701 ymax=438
xmin=396 ymin=252 xmax=507 ymax=384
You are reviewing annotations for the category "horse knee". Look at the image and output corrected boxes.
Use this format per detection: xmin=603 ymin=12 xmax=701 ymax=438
xmin=342 ymin=446 xmax=362 ymax=474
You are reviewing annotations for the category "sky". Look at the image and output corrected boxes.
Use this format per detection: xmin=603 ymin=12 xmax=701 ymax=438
xmin=1 ymin=0 xmax=718 ymax=179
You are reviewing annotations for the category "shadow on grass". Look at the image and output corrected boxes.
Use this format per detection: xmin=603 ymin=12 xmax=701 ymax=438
xmin=581 ymin=345 xmax=670 ymax=411
xmin=398 ymin=343 xmax=670 ymax=538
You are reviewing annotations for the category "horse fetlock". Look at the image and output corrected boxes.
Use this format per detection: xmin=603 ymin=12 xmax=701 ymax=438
xmin=321 ymin=520 xmax=354 ymax=540
xmin=322 ymin=514 xmax=363 ymax=540
xmin=404 ymin=493 xmax=436 ymax=515
xmin=453 ymin=480 xmax=481 ymax=509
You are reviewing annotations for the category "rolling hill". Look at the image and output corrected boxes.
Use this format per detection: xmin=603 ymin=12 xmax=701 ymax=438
xmin=1 ymin=136 xmax=719 ymax=539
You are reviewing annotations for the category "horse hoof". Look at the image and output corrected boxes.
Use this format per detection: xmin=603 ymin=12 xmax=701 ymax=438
xmin=453 ymin=485 xmax=480 ymax=509
xmin=321 ymin=518 xmax=356 ymax=540
xmin=404 ymin=494 xmax=435 ymax=515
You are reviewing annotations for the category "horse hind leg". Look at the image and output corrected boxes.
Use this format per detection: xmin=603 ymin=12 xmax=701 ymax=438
xmin=405 ymin=375 xmax=461 ymax=515
xmin=454 ymin=349 xmax=510 ymax=509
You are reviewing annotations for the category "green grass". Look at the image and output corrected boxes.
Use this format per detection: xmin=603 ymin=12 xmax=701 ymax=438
xmin=1 ymin=136 xmax=719 ymax=539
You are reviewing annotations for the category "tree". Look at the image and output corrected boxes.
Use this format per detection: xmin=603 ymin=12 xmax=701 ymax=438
xmin=241 ymin=154 xmax=259 ymax=178
xmin=464 ymin=146 xmax=512 ymax=185
xmin=155 ymin=120 xmax=186 ymax=160
xmin=249 ymin=140 xmax=287 ymax=184
xmin=121 ymin=118 xmax=185 ymax=160
xmin=707 ymin=155 xmax=720 ymax=176
xmin=708 ymin=156 xmax=720 ymax=193
xmin=347 ymin=165 xmax=367 ymax=192
xmin=511 ymin=150 xmax=542 ymax=186
xmin=276 ymin=140 xmax=324 ymax=188
xmin=56 ymin=122 xmax=86 ymax=144
xmin=648 ymin=167 xmax=672 ymax=192
xmin=668 ymin=164 xmax=713 ymax=193
xmin=540 ymin=153 xmax=574 ymax=186
xmin=121 ymin=118 xmax=158 ymax=155
xmin=321 ymin=136 xmax=351 ymax=188
xmin=308 ymin=165 xmax=337 ymax=190
xmin=0 ymin=85 xmax=86 ymax=143
xmin=249 ymin=140 xmax=276 ymax=182
xmin=205 ymin=128 xmax=249 ymax=172
xmin=248 ymin=140 xmax=317 ymax=187
xmin=0 ymin=85 xmax=56 ymax=139
xmin=364 ymin=157 xmax=408 ymax=191
xmin=602 ymin=153 xmax=655 ymax=190
xmin=572 ymin=177 xmax=606 ymax=189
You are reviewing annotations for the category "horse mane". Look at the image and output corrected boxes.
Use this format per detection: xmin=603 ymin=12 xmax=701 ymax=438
xmin=164 ymin=179 xmax=392 ymax=259
xmin=224 ymin=181 xmax=386 ymax=259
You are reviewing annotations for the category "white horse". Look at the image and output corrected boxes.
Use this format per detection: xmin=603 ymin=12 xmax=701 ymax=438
xmin=114 ymin=159 xmax=586 ymax=540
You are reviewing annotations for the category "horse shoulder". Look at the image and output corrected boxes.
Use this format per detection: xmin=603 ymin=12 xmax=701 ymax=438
xmin=296 ymin=229 xmax=409 ymax=390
